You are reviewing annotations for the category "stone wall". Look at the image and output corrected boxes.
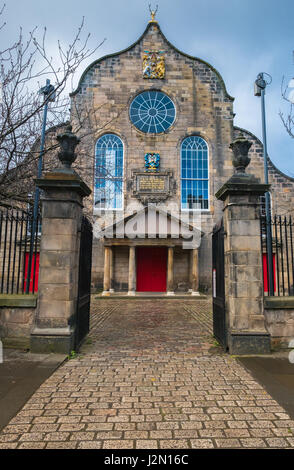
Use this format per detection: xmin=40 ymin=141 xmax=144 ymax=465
xmin=264 ymin=298 xmax=294 ymax=348
xmin=0 ymin=307 xmax=35 ymax=338
xmin=0 ymin=295 xmax=37 ymax=343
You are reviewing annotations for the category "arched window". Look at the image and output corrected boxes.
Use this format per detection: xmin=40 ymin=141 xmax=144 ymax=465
xmin=181 ymin=136 xmax=209 ymax=210
xmin=94 ymin=134 xmax=123 ymax=210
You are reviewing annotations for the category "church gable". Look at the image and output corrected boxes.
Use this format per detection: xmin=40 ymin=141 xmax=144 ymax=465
xmin=70 ymin=19 xmax=236 ymax=227
xmin=71 ymin=21 xmax=233 ymax=106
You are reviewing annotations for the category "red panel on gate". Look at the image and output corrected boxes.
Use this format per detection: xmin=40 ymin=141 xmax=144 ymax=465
xmin=24 ymin=253 xmax=40 ymax=293
xmin=136 ymin=247 xmax=167 ymax=292
xmin=263 ymin=253 xmax=276 ymax=293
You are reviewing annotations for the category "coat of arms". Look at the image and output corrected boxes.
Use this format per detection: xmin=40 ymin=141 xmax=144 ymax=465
xmin=143 ymin=51 xmax=165 ymax=79
xmin=145 ymin=153 xmax=160 ymax=171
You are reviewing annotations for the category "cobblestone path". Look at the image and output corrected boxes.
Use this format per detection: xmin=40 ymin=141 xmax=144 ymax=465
xmin=0 ymin=298 xmax=293 ymax=449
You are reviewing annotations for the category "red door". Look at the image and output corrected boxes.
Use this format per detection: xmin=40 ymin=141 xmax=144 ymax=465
xmin=136 ymin=247 xmax=167 ymax=292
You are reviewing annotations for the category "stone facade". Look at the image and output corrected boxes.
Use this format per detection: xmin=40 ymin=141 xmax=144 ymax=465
xmin=69 ymin=20 xmax=294 ymax=293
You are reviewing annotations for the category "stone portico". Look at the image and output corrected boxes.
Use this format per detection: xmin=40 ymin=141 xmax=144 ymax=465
xmin=100 ymin=207 xmax=201 ymax=296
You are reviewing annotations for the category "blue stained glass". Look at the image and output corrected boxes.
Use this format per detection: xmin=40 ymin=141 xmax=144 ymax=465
xmin=181 ymin=136 xmax=209 ymax=210
xmin=129 ymin=91 xmax=176 ymax=134
xmin=94 ymin=134 xmax=123 ymax=210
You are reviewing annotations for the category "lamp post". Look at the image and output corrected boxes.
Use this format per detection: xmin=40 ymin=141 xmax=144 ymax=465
xmin=254 ymin=72 xmax=274 ymax=296
xmin=25 ymin=79 xmax=55 ymax=294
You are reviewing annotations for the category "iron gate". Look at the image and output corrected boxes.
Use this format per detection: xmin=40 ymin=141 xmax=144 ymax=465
xmin=212 ymin=219 xmax=227 ymax=349
xmin=75 ymin=216 xmax=93 ymax=350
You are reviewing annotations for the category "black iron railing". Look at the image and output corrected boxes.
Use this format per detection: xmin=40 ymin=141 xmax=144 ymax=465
xmin=261 ymin=215 xmax=294 ymax=297
xmin=212 ymin=219 xmax=227 ymax=349
xmin=75 ymin=216 xmax=93 ymax=349
xmin=0 ymin=206 xmax=41 ymax=294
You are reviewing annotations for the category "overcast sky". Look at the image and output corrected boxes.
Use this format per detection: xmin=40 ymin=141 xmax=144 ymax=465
xmin=2 ymin=0 xmax=294 ymax=175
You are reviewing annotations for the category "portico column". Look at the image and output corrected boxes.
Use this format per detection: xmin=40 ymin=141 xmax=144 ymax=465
xmin=128 ymin=246 xmax=136 ymax=296
xmin=191 ymin=248 xmax=200 ymax=296
xmin=109 ymin=247 xmax=114 ymax=293
xmin=189 ymin=250 xmax=193 ymax=293
xmin=102 ymin=246 xmax=111 ymax=296
xmin=167 ymin=246 xmax=175 ymax=295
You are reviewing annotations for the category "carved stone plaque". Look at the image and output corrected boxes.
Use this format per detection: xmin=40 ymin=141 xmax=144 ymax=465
xmin=139 ymin=175 xmax=165 ymax=191
xmin=130 ymin=169 xmax=176 ymax=204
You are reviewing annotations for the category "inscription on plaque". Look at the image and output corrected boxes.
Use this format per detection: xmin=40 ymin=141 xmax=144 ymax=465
xmin=139 ymin=175 xmax=165 ymax=191
xmin=130 ymin=169 xmax=175 ymax=204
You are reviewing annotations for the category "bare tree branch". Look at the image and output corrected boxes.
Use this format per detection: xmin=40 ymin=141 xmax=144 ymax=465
xmin=280 ymin=73 xmax=294 ymax=139
xmin=0 ymin=5 xmax=106 ymax=204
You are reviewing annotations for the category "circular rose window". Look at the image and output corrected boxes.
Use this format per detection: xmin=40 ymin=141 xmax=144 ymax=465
xmin=129 ymin=91 xmax=176 ymax=133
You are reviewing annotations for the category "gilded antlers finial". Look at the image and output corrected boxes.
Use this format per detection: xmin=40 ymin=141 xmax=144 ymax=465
xmin=149 ymin=4 xmax=158 ymax=22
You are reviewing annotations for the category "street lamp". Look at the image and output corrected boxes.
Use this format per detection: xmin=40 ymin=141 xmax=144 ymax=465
xmin=25 ymin=79 xmax=55 ymax=294
xmin=254 ymin=72 xmax=274 ymax=296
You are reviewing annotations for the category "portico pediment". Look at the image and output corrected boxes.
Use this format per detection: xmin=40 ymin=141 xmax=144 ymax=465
xmin=98 ymin=206 xmax=202 ymax=248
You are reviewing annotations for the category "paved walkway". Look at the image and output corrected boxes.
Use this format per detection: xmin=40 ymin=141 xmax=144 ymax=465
xmin=0 ymin=350 xmax=65 ymax=433
xmin=0 ymin=298 xmax=294 ymax=449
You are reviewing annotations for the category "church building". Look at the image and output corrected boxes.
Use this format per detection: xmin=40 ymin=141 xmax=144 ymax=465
xmin=69 ymin=13 xmax=294 ymax=295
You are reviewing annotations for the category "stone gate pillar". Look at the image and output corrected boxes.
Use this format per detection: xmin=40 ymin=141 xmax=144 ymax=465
xmin=215 ymin=134 xmax=271 ymax=354
xmin=30 ymin=125 xmax=91 ymax=353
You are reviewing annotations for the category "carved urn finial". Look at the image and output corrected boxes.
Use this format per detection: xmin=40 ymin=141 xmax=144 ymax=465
xmin=229 ymin=133 xmax=252 ymax=174
xmin=56 ymin=124 xmax=80 ymax=169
